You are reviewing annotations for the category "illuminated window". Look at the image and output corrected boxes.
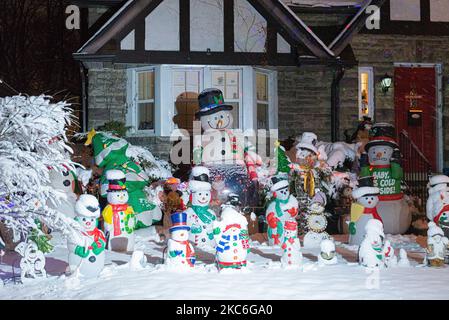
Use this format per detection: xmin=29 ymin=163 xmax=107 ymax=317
xmin=136 ymin=70 xmax=155 ymax=131
xmin=358 ymin=67 xmax=374 ymax=121
xmin=172 ymin=70 xmax=201 ymax=133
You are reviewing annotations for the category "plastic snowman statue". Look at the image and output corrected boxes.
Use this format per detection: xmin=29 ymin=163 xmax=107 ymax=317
xmin=349 ymin=176 xmax=382 ymax=246
xmin=85 ymin=130 xmax=161 ymax=229
xmin=303 ymin=202 xmax=330 ymax=249
xmin=426 ymin=222 xmax=449 ymax=267
xmin=280 ymin=221 xmax=303 ymax=268
xmin=192 ymin=88 xmax=261 ymax=208
xmin=213 ymin=206 xmax=250 ymax=270
xmin=68 ymin=195 xmax=105 ymax=278
xmin=358 ymin=219 xmax=385 ymax=268
xmin=186 ymin=166 xmax=217 ymax=248
xmin=102 ymin=170 xmax=137 ymax=252
xmin=318 ymin=239 xmax=338 ymax=266
xmin=265 ymin=176 xmax=299 ymax=246
xmin=426 ymin=175 xmax=449 ymax=238
xmin=166 ymin=212 xmax=196 ymax=269
xmin=14 ymin=240 xmax=46 ymax=282
xmin=360 ymin=123 xmax=411 ymax=235
xmin=383 ymin=240 xmax=397 ymax=268
xmin=47 ymin=167 xmax=79 ymax=218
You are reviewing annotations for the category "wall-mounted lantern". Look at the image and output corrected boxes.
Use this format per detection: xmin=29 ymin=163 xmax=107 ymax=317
xmin=381 ymin=73 xmax=393 ymax=94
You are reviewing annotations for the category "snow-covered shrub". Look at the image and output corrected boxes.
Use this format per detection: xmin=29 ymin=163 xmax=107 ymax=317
xmin=0 ymin=95 xmax=84 ymax=249
xmin=126 ymin=145 xmax=173 ymax=183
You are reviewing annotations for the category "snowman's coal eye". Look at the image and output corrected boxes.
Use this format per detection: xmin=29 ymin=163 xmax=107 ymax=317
xmin=63 ymin=171 xmax=69 ymax=177
xmin=82 ymin=218 xmax=86 ymax=221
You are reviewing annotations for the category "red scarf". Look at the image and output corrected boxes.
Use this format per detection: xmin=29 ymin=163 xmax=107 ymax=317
xmin=174 ymin=240 xmax=195 ymax=267
xmin=111 ymin=204 xmax=128 ymax=236
xmin=86 ymin=228 xmax=106 ymax=248
xmin=363 ymin=206 xmax=383 ymax=223
xmin=434 ymin=204 xmax=449 ymax=224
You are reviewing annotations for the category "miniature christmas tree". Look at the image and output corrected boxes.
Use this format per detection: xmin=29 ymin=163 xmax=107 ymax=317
xmin=275 ymin=141 xmax=291 ymax=175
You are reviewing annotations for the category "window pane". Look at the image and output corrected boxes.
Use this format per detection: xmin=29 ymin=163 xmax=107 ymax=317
xmin=228 ymin=102 xmax=239 ymax=129
xmin=138 ymin=71 xmax=154 ymax=100
xmin=257 ymin=103 xmax=269 ymax=130
xmin=138 ymin=102 xmax=154 ymax=130
xmin=431 ymin=0 xmax=449 ymax=22
xmin=359 ymin=68 xmax=373 ymax=120
xmin=256 ymin=73 xmax=268 ymax=102
xmin=390 ymin=0 xmax=420 ymax=21
xmin=212 ymin=71 xmax=240 ymax=100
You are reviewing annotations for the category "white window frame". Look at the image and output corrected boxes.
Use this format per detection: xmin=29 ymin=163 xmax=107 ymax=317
xmin=126 ymin=66 xmax=158 ymax=136
xmin=358 ymin=66 xmax=375 ymax=121
xmin=126 ymin=64 xmax=278 ymax=137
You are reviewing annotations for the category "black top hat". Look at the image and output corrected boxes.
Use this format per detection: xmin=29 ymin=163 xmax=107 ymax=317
xmin=365 ymin=123 xmax=398 ymax=151
xmin=193 ymin=173 xmax=209 ymax=183
xmin=196 ymin=88 xmax=233 ymax=117
xmin=358 ymin=176 xmax=375 ymax=188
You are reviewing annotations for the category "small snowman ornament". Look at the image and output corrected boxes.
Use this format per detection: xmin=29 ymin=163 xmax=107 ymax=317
xmin=213 ymin=206 xmax=250 ymax=270
xmin=318 ymin=239 xmax=338 ymax=266
xmin=280 ymin=221 xmax=303 ymax=268
xmin=358 ymin=219 xmax=385 ymax=268
xmin=102 ymin=170 xmax=136 ymax=252
xmin=349 ymin=176 xmax=382 ymax=246
xmin=430 ymin=204 xmax=449 ymax=240
xmin=303 ymin=202 xmax=330 ymax=249
xmin=265 ymin=176 xmax=299 ymax=246
xmin=426 ymin=222 xmax=449 ymax=267
xmin=15 ymin=240 xmax=46 ymax=282
xmin=166 ymin=212 xmax=196 ymax=268
xmin=68 ymin=195 xmax=105 ymax=278
xmin=186 ymin=166 xmax=217 ymax=248
xmin=383 ymin=240 xmax=397 ymax=268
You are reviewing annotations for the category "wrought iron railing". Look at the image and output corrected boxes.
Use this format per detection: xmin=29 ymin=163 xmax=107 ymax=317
xmin=399 ymin=130 xmax=433 ymax=208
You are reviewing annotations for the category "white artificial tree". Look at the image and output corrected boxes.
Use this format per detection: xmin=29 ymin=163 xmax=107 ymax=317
xmin=0 ymin=95 xmax=84 ymax=251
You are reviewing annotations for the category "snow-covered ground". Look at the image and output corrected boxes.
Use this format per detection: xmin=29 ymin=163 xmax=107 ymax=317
xmin=0 ymin=228 xmax=447 ymax=300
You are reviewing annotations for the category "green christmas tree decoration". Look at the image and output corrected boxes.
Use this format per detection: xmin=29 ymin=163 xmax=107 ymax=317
xmin=275 ymin=141 xmax=291 ymax=174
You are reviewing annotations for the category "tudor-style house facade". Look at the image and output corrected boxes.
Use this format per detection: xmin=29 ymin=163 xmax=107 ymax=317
xmin=73 ymin=0 xmax=449 ymax=175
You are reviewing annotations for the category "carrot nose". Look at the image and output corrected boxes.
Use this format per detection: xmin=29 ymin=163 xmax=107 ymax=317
xmin=217 ymin=119 xmax=223 ymax=128
xmin=376 ymin=152 xmax=383 ymax=158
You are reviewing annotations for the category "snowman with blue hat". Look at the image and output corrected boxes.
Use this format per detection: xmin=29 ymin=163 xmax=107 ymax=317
xmin=166 ymin=212 xmax=196 ymax=268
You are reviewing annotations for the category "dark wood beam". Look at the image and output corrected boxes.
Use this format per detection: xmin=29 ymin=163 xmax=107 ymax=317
xmin=224 ymin=0 xmax=234 ymax=53
xmin=179 ymin=0 xmax=190 ymax=52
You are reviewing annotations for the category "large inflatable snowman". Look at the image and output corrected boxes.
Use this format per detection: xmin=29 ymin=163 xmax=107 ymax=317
xmin=360 ymin=123 xmax=411 ymax=234
xmin=193 ymin=88 xmax=261 ymax=209
xmin=213 ymin=206 xmax=250 ymax=270
xmin=186 ymin=166 xmax=217 ymax=248
xmin=68 ymin=195 xmax=105 ymax=278
xmin=102 ymin=170 xmax=136 ymax=252
xmin=349 ymin=176 xmax=382 ymax=246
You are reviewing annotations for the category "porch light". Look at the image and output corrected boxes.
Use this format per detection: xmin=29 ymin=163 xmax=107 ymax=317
xmin=381 ymin=73 xmax=392 ymax=93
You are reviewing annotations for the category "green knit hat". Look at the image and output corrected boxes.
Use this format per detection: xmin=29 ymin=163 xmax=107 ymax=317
xmin=90 ymin=132 xmax=129 ymax=168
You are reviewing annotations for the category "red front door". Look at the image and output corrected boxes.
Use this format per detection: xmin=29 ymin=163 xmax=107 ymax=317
xmin=394 ymin=66 xmax=437 ymax=171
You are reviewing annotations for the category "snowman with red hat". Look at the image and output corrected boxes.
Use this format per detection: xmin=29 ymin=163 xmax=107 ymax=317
xmin=213 ymin=206 xmax=250 ymax=270
xmin=280 ymin=221 xmax=303 ymax=268
xmin=360 ymin=123 xmax=411 ymax=235
xmin=193 ymin=88 xmax=261 ymax=209
xmin=102 ymin=170 xmax=136 ymax=252
xmin=186 ymin=166 xmax=217 ymax=248
xmin=349 ymin=176 xmax=382 ymax=246
xmin=426 ymin=175 xmax=449 ymax=237
xmin=166 ymin=212 xmax=196 ymax=268
xmin=265 ymin=175 xmax=299 ymax=246
xmin=68 ymin=195 xmax=106 ymax=278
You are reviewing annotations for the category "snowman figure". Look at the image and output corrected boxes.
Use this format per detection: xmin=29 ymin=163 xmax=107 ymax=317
xmin=265 ymin=176 xmax=299 ymax=246
xmin=358 ymin=219 xmax=386 ymax=268
xmin=349 ymin=176 xmax=382 ymax=246
xmin=47 ymin=167 xmax=79 ymax=218
xmin=303 ymin=202 xmax=330 ymax=249
xmin=360 ymin=123 xmax=411 ymax=235
xmin=427 ymin=175 xmax=449 ymax=238
xmin=15 ymin=240 xmax=46 ymax=282
xmin=280 ymin=221 xmax=303 ymax=268
xmin=68 ymin=195 xmax=105 ymax=278
xmin=318 ymin=239 xmax=338 ymax=266
xmin=166 ymin=212 xmax=196 ymax=268
xmin=102 ymin=170 xmax=136 ymax=252
xmin=426 ymin=222 xmax=449 ymax=267
xmin=213 ymin=206 xmax=250 ymax=270
xmin=186 ymin=166 xmax=217 ymax=248
xmin=193 ymin=88 xmax=261 ymax=208
xmin=383 ymin=240 xmax=397 ymax=268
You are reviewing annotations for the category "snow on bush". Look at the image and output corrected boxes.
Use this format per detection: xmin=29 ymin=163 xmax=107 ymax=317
xmin=126 ymin=145 xmax=172 ymax=182
xmin=0 ymin=95 xmax=84 ymax=247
